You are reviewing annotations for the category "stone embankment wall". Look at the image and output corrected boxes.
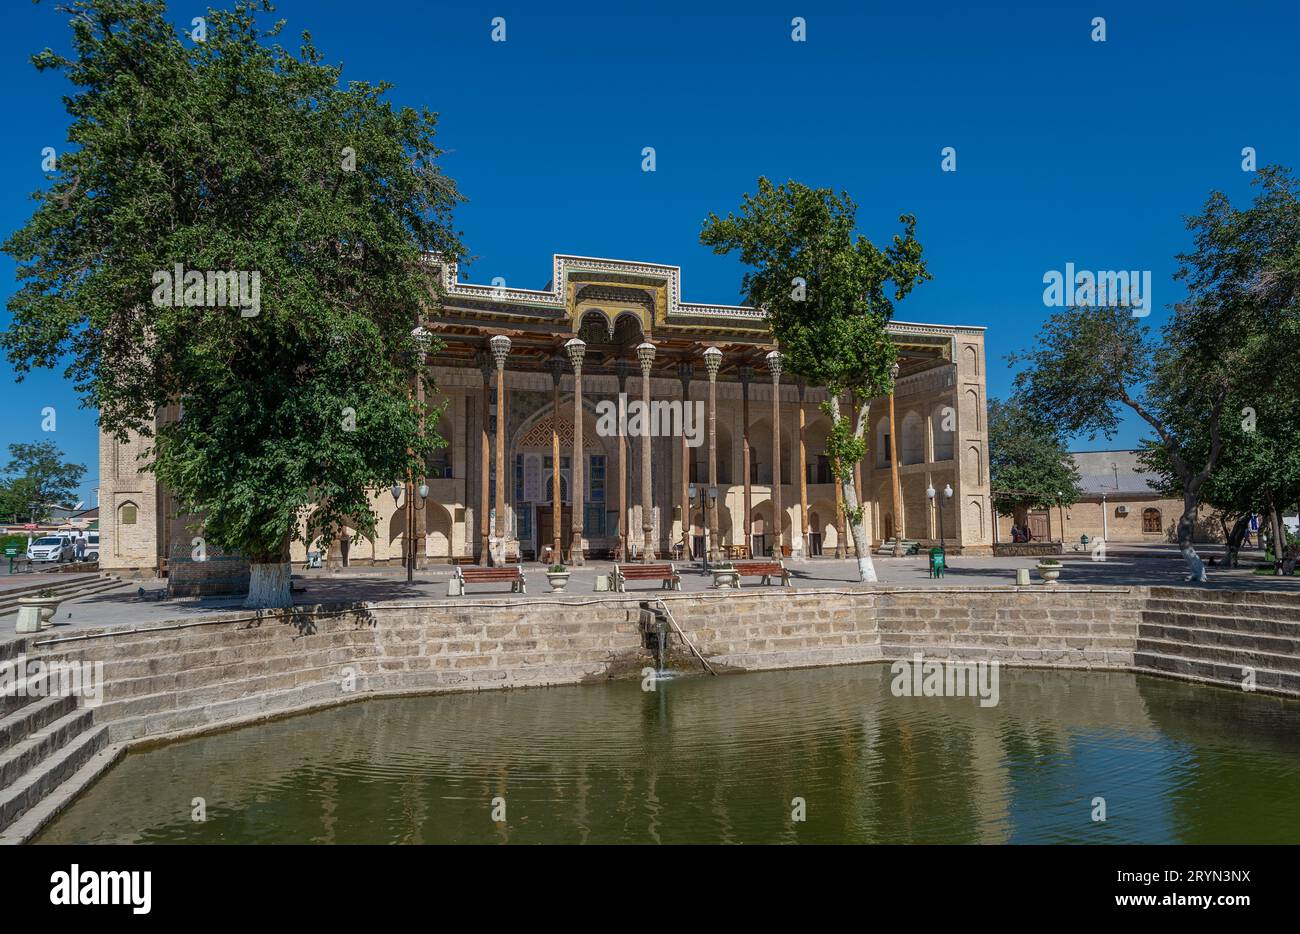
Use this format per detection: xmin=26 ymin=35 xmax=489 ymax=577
xmin=13 ymin=585 xmax=1299 ymax=749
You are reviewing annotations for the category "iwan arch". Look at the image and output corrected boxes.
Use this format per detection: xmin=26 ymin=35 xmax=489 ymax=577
xmin=98 ymin=253 xmax=993 ymax=580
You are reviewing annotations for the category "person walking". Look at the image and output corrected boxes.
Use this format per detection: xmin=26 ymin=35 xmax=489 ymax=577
xmin=74 ymin=529 xmax=87 ymax=561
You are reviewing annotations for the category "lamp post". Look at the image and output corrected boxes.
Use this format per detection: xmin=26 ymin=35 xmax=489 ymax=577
xmin=1056 ymin=490 xmax=1065 ymax=544
xmin=927 ymin=483 xmax=953 ymax=548
xmin=391 ymin=481 xmax=428 ymax=583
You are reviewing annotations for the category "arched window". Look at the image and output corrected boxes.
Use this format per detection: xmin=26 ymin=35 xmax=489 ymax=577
xmin=1142 ymin=508 xmax=1162 ymax=533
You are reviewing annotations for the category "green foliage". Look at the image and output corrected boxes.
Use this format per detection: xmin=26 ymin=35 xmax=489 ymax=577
xmin=1 ymin=534 xmax=27 ymax=554
xmin=700 ymin=178 xmax=929 ymax=403
xmin=0 ymin=440 xmax=87 ymax=521
xmin=1013 ymin=168 xmax=1299 ymax=555
xmin=3 ymin=1 xmax=464 ymax=564
xmin=987 ymin=396 xmax=1082 ymax=517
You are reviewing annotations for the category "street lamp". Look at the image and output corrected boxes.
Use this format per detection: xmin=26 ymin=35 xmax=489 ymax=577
xmin=928 ymin=483 xmax=954 ymax=547
xmin=392 ymin=478 xmax=428 ymax=583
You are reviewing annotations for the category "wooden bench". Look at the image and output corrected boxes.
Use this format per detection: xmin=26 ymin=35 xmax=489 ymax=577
xmin=735 ymin=559 xmax=791 ymax=587
xmin=611 ymin=562 xmax=680 ymax=592
xmin=454 ymin=565 xmax=526 ymax=594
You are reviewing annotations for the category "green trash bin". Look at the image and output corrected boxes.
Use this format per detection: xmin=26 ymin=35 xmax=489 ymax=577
xmin=928 ymin=546 xmax=946 ymax=579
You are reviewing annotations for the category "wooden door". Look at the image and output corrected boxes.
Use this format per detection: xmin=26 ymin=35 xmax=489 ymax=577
xmin=536 ymin=506 xmax=572 ymax=559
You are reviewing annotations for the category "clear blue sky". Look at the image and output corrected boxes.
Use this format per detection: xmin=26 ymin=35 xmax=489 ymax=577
xmin=2 ymin=0 xmax=1296 ymax=505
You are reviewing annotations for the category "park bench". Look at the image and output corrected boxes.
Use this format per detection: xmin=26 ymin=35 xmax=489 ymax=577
xmin=611 ymin=562 xmax=681 ymax=593
xmin=734 ymin=559 xmax=791 ymax=587
xmin=454 ymin=565 xmax=526 ymax=595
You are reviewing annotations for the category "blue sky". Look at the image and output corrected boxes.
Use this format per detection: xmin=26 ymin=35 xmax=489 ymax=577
xmin=1 ymin=0 xmax=1296 ymax=505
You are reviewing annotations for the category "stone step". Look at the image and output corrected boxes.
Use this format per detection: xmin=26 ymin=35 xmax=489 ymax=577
xmin=1142 ymin=607 xmax=1300 ymax=636
xmin=0 ymin=672 xmax=65 ymax=720
xmin=0 ymin=576 xmax=129 ymax=617
xmin=1134 ymin=649 xmax=1300 ymax=696
xmin=0 ymin=722 xmax=108 ymax=835
xmin=0 ymin=694 xmax=76 ymax=753
xmin=1136 ymin=635 xmax=1300 ymax=675
xmin=1138 ymin=621 xmax=1300 ymax=655
xmin=1144 ymin=592 xmax=1300 ymax=620
xmin=0 ymin=575 xmax=109 ymax=612
xmin=0 ymin=708 xmax=94 ymax=793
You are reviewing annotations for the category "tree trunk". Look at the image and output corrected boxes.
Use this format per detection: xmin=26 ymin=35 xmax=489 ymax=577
xmin=829 ymin=395 xmax=877 ymax=583
xmin=841 ymin=476 xmax=877 ymax=583
xmin=1224 ymin=514 xmax=1251 ymax=569
xmin=1270 ymin=499 xmax=1286 ymax=574
xmin=1176 ymin=493 xmax=1207 ymax=583
xmin=245 ymin=539 xmax=293 ymax=609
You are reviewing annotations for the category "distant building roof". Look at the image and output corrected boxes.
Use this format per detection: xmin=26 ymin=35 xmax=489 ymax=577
xmin=1070 ymin=450 xmax=1162 ymax=496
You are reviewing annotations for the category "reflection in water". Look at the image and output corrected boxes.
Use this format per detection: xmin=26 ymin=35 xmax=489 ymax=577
xmin=34 ymin=667 xmax=1300 ymax=844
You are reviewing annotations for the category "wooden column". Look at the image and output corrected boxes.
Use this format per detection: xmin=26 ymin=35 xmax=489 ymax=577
xmin=566 ymin=338 xmax=586 ymax=565
xmin=798 ymin=381 xmax=809 ymax=556
xmin=615 ymin=359 xmax=628 ymax=560
xmin=888 ymin=363 xmax=904 ymax=555
xmin=678 ymin=361 xmax=694 ymax=559
xmin=478 ymin=356 xmax=491 ymax=566
xmin=740 ymin=365 xmax=753 ymax=555
xmin=489 ymin=336 xmax=511 ymax=564
xmin=637 ymin=341 xmax=656 ymax=561
xmin=767 ymin=351 xmax=784 ymax=557
xmin=550 ymin=358 xmax=562 ymax=562
xmin=703 ymin=347 xmax=722 ymax=562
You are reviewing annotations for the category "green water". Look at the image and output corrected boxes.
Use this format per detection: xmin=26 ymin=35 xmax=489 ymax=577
xmin=33 ymin=666 xmax=1300 ymax=844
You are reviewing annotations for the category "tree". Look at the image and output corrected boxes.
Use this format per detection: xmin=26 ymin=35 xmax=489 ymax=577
xmin=987 ymin=396 xmax=1082 ymax=530
xmin=701 ymin=178 xmax=930 ymax=581
xmin=1013 ymin=167 xmax=1298 ymax=582
xmin=1142 ymin=382 xmax=1300 ymax=570
xmin=3 ymin=1 xmax=464 ymax=606
xmin=0 ymin=440 xmax=87 ymax=521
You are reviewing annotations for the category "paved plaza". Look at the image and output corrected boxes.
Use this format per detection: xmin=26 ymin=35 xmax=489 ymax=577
xmin=4 ymin=542 xmax=1299 ymax=643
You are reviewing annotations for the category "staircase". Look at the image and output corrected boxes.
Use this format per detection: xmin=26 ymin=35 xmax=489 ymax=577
xmin=0 ymin=638 xmax=116 ymax=842
xmin=0 ymin=574 xmax=132 ymax=617
xmin=1134 ymin=587 xmax=1300 ymax=697
xmin=874 ymin=538 xmax=921 ymax=556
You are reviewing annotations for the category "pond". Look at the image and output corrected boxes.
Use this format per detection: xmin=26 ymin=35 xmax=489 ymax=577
xmin=33 ymin=665 xmax=1300 ymax=844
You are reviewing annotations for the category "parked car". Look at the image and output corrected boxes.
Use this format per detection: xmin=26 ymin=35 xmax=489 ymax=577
xmin=84 ymin=531 xmax=99 ymax=562
xmin=27 ymin=534 xmax=74 ymax=563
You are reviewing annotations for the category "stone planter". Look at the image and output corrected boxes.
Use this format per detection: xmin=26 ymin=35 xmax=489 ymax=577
xmin=545 ymin=572 xmax=570 ymax=593
xmin=710 ymin=566 xmax=740 ymax=589
xmin=15 ymin=594 xmax=61 ymax=633
xmin=1036 ymin=562 xmax=1062 ymax=585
